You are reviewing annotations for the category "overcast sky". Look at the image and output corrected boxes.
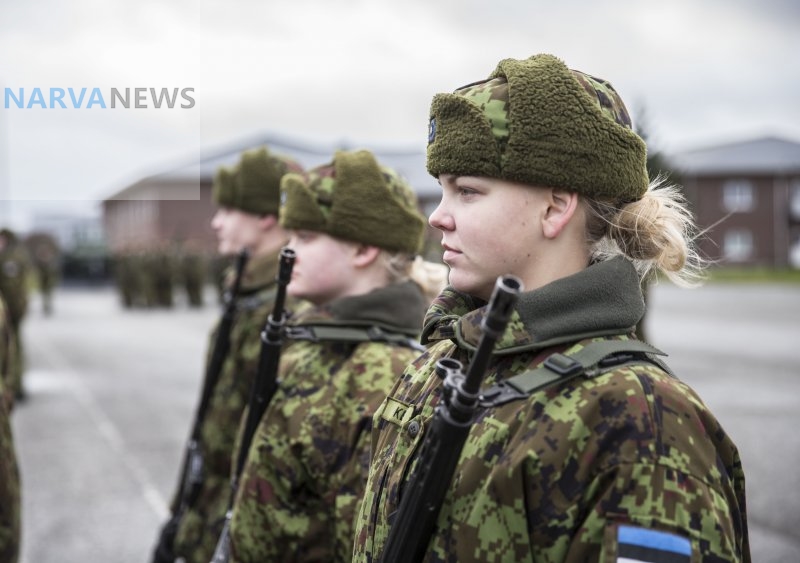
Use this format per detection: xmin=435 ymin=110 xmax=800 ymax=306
xmin=1 ymin=0 xmax=798 ymax=230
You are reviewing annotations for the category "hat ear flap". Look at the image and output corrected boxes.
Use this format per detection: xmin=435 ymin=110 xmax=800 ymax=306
xmin=426 ymin=93 xmax=502 ymax=180
xmin=279 ymin=173 xmax=327 ymax=231
xmin=328 ymin=150 xmax=386 ymax=244
xmin=212 ymin=166 xmax=238 ymax=208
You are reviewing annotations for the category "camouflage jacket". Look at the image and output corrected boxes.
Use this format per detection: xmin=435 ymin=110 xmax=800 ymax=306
xmin=0 ymin=297 xmax=20 ymax=563
xmin=0 ymin=297 xmax=16 ymax=410
xmin=0 ymin=233 xmax=31 ymax=326
xmin=229 ymin=281 xmax=428 ymax=563
xmin=173 ymin=251 xmax=288 ymax=563
xmin=354 ymin=257 xmax=750 ymax=563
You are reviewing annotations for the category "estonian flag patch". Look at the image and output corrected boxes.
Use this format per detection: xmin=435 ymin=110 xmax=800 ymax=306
xmin=617 ymin=525 xmax=692 ymax=563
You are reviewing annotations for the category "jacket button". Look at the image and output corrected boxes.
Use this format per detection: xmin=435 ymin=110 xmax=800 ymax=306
xmin=407 ymin=420 xmax=421 ymax=438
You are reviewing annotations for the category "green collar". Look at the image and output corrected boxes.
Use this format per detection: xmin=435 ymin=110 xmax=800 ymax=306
xmin=292 ymin=280 xmax=427 ymax=337
xmin=422 ymin=257 xmax=644 ymax=354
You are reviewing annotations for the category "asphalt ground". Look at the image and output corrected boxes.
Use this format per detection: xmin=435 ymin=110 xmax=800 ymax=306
xmin=9 ymin=281 xmax=800 ymax=562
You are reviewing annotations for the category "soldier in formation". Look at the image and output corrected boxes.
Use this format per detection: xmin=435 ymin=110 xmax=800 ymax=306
xmin=0 ymin=295 xmax=21 ymax=563
xmin=225 ymin=149 xmax=438 ymax=562
xmin=24 ymin=232 xmax=60 ymax=316
xmin=150 ymin=146 xmax=304 ymax=563
xmin=353 ymin=54 xmax=750 ymax=562
xmin=0 ymin=228 xmax=32 ymax=401
xmin=177 ymin=239 xmax=209 ymax=308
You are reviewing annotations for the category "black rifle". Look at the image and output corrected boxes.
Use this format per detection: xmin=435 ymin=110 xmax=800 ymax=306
xmin=150 ymin=248 xmax=250 ymax=563
xmin=210 ymin=246 xmax=296 ymax=563
xmin=380 ymin=275 xmax=522 ymax=563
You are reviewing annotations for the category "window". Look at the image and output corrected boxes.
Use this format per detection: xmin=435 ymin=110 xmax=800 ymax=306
xmin=723 ymin=180 xmax=755 ymax=213
xmin=790 ymin=237 xmax=800 ymax=269
xmin=723 ymin=229 xmax=753 ymax=262
xmin=790 ymin=179 xmax=800 ymax=221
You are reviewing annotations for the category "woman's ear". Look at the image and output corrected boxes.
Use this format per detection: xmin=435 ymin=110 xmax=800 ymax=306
xmin=352 ymin=244 xmax=382 ymax=268
xmin=542 ymin=188 xmax=580 ymax=239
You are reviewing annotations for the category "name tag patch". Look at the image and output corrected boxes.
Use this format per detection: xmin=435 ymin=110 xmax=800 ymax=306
xmin=381 ymin=398 xmax=415 ymax=427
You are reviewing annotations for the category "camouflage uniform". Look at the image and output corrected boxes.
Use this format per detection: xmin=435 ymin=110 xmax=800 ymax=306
xmin=229 ymin=280 xmax=428 ymax=563
xmin=354 ymin=258 xmax=750 ymax=562
xmin=171 ymin=251 xmax=289 ymax=563
xmin=0 ymin=229 xmax=32 ymax=400
xmin=179 ymin=246 xmax=208 ymax=308
xmin=0 ymin=296 xmax=21 ymax=563
xmin=0 ymin=296 xmax=16 ymax=411
xmin=25 ymin=232 xmax=60 ymax=316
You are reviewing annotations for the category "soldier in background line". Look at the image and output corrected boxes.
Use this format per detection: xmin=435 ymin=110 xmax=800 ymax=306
xmin=150 ymin=146 xmax=305 ymax=563
xmin=225 ymin=149 xmax=446 ymax=562
xmin=0 ymin=228 xmax=32 ymax=402
xmin=0 ymin=295 xmax=21 ymax=563
xmin=354 ymin=54 xmax=750 ymax=562
xmin=25 ymin=232 xmax=60 ymax=316
xmin=178 ymin=239 xmax=208 ymax=308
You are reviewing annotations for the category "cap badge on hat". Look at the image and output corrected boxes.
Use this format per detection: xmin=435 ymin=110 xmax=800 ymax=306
xmin=428 ymin=118 xmax=436 ymax=144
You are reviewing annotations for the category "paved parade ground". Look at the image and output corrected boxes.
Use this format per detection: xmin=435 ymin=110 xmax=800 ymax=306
xmin=10 ymin=281 xmax=800 ymax=562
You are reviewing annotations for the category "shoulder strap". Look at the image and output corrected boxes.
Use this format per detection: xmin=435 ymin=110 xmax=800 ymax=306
xmin=236 ymin=287 xmax=277 ymax=312
xmin=480 ymin=339 xmax=670 ymax=408
xmin=285 ymin=324 xmax=425 ymax=352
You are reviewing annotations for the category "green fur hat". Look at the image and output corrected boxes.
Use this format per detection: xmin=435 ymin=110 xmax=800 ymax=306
xmin=212 ymin=146 xmax=303 ymax=215
xmin=280 ymin=149 xmax=425 ymax=254
xmin=426 ymin=53 xmax=648 ymax=202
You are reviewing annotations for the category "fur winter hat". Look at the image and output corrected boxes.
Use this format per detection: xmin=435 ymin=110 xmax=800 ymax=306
xmin=213 ymin=147 xmax=303 ymax=215
xmin=426 ymin=53 xmax=648 ymax=202
xmin=280 ymin=149 xmax=425 ymax=254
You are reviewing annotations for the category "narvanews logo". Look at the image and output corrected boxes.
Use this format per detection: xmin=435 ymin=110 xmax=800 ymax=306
xmin=3 ymin=87 xmax=195 ymax=109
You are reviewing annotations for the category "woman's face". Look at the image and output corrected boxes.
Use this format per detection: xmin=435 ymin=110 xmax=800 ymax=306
xmin=428 ymin=175 xmax=549 ymax=300
xmin=286 ymin=230 xmax=358 ymax=305
xmin=210 ymin=207 xmax=263 ymax=255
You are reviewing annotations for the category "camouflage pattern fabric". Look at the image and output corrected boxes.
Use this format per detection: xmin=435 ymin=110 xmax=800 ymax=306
xmin=171 ymin=251 xmax=288 ymax=563
xmin=354 ymin=258 xmax=750 ymax=562
xmin=0 ymin=297 xmax=16 ymax=411
xmin=228 ymin=281 xmax=428 ymax=563
xmin=0 ymin=230 xmax=32 ymax=399
xmin=0 ymin=296 xmax=20 ymax=563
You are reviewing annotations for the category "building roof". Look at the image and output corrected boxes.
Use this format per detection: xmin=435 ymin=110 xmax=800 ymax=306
xmin=672 ymin=136 xmax=800 ymax=176
xmin=105 ymin=131 xmax=440 ymax=201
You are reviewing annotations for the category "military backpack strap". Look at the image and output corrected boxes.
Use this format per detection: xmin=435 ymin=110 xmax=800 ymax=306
xmin=480 ymin=339 xmax=670 ymax=408
xmin=285 ymin=324 xmax=425 ymax=352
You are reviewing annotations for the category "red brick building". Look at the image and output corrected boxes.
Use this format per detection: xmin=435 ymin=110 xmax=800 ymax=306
xmin=102 ymin=132 xmax=440 ymax=255
xmin=673 ymin=136 xmax=800 ymax=268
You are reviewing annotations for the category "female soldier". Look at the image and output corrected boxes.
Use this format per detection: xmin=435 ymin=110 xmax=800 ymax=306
xmin=354 ymin=54 xmax=750 ymax=562
xmin=227 ymin=149 xmax=437 ymax=562
xmin=151 ymin=147 xmax=303 ymax=563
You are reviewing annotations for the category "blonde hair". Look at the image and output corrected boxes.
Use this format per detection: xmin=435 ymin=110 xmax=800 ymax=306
xmin=584 ymin=176 xmax=706 ymax=288
xmin=380 ymin=252 xmax=449 ymax=304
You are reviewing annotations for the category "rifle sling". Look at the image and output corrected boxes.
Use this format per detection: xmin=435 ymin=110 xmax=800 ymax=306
xmin=286 ymin=325 xmax=424 ymax=352
xmin=480 ymin=339 xmax=670 ymax=408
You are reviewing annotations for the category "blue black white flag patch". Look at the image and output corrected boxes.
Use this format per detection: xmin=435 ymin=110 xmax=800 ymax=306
xmin=428 ymin=118 xmax=436 ymax=143
xmin=616 ymin=525 xmax=691 ymax=562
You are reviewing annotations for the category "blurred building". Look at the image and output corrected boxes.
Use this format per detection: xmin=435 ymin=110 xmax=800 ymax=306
xmin=101 ymin=132 xmax=440 ymax=254
xmin=673 ymin=136 xmax=800 ymax=268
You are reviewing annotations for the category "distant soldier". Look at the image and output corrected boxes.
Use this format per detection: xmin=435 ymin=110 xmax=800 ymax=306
xmin=151 ymin=242 xmax=176 ymax=308
xmin=0 ymin=228 xmax=32 ymax=401
xmin=150 ymin=147 xmax=304 ymax=563
xmin=25 ymin=232 xmax=60 ymax=316
xmin=178 ymin=240 xmax=208 ymax=308
xmin=0 ymin=295 xmax=21 ymax=563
